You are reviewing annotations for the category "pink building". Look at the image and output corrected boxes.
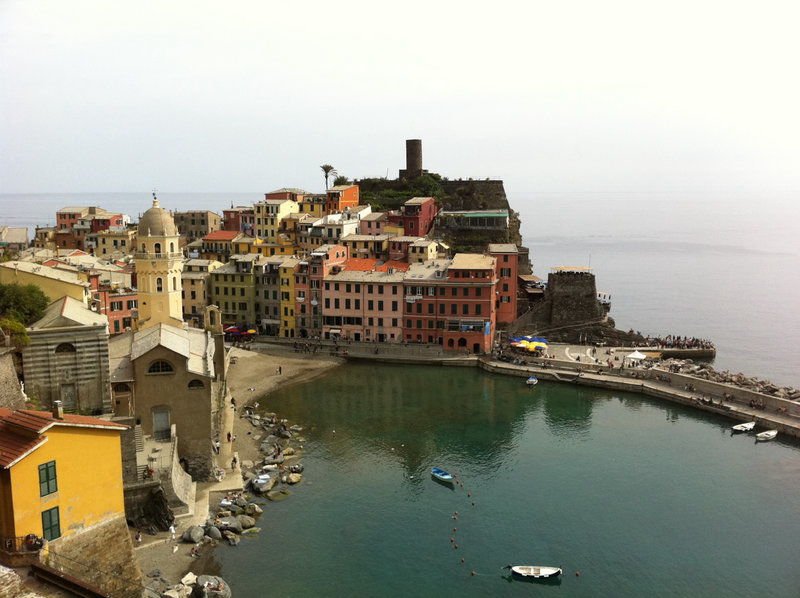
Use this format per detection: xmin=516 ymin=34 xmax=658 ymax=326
xmin=359 ymin=212 xmax=388 ymax=235
xmin=295 ymin=244 xmax=348 ymax=339
xmin=321 ymin=259 xmax=409 ymax=341
xmin=388 ymin=236 xmax=422 ymax=262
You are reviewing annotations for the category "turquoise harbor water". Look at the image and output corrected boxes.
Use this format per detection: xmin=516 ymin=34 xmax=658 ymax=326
xmin=217 ymin=364 xmax=800 ymax=597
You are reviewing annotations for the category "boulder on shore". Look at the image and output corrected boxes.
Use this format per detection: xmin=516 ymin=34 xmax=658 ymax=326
xmin=216 ymin=516 xmax=243 ymax=534
xmin=182 ymin=525 xmax=205 ymax=544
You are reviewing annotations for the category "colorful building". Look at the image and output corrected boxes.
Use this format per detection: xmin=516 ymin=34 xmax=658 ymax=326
xmin=359 ymin=212 xmax=388 ymax=236
xmin=209 ymin=254 xmax=261 ymax=327
xmin=340 ymin=234 xmax=391 ymax=261
xmin=0 ymin=406 xmax=127 ymax=558
xmin=86 ymin=228 xmax=136 ymax=257
xmin=173 ymin=210 xmax=222 ymax=242
xmin=321 ymin=259 xmax=408 ymax=341
xmin=222 ymin=206 xmax=255 ymax=236
xmin=294 ymin=245 xmax=348 ymax=339
xmin=182 ymin=258 xmax=223 ymax=328
xmin=402 ymin=254 xmax=497 ymax=353
xmin=488 ymin=243 xmax=519 ymax=324
xmin=0 ymin=261 xmax=91 ymax=305
xmin=254 ymin=199 xmax=299 ymax=241
xmin=200 ymin=230 xmax=241 ymax=262
xmin=279 ymin=256 xmax=301 ymax=338
xmin=387 ymin=196 xmax=437 ymax=236
xmin=324 ymin=185 xmax=359 ymax=215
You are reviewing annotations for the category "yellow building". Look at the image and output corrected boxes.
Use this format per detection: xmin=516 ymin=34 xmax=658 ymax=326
xmin=279 ymin=256 xmax=301 ymax=338
xmin=86 ymin=228 xmax=136 ymax=257
xmin=0 ymin=261 xmax=91 ymax=305
xmin=254 ymin=199 xmax=299 ymax=241
xmin=0 ymin=406 xmax=127 ymax=558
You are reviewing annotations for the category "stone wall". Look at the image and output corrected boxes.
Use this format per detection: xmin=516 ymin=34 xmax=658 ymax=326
xmin=0 ymin=350 xmax=25 ymax=410
xmin=46 ymin=515 xmax=141 ymax=598
xmin=547 ymin=271 xmax=605 ymax=325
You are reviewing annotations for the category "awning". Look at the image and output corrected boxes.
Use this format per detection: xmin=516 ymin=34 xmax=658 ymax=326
xmin=329 ymin=328 xmax=342 ymax=334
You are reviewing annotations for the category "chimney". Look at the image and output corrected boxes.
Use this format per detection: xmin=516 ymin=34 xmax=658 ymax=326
xmin=52 ymin=400 xmax=64 ymax=420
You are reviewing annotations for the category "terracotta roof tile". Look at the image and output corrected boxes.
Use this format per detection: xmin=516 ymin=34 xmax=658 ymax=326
xmin=202 ymin=230 xmax=239 ymax=241
xmin=0 ymin=421 xmax=47 ymax=468
xmin=2 ymin=409 xmax=128 ymax=434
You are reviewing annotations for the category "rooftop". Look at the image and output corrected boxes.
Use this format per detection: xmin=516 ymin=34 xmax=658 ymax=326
xmin=487 ymin=243 xmax=518 ymax=253
xmin=203 ymin=230 xmax=240 ymax=242
xmin=451 ymin=253 xmax=495 ymax=270
xmin=0 ymin=261 xmax=91 ymax=287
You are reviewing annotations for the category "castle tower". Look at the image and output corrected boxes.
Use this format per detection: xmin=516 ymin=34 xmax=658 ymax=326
xmin=399 ymin=139 xmax=426 ymax=179
xmin=135 ymin=196 xmax=184 ymax=330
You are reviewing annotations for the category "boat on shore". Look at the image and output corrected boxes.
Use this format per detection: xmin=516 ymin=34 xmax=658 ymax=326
xmin=756 ymin=430 xmax=778 ymax=442
xmin=430 ymin=467 xmax=454 ymax=483
xmin=504 ymin=565 xmax=562 ymax=579
xmin=732 ymin=421 xmax=755 ymax=433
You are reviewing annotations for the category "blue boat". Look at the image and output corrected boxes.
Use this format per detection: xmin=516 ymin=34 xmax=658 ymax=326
xmin=431 ymin=467 xmax=454 ymax=483
xmin=526 ymin=376 xmax=538 ymax=386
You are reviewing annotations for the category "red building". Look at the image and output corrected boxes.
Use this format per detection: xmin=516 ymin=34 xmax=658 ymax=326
xmin=402 ymin=254 xmax=497 ymax=353
xmin=294 ymin=244 xmax=349 ymax=338
xmin=488 ymin=244 xmax=519 ymax=324
xmin=325 ymin=185 xmax=359 ymax=215
xmin=387 ymin=197 xmax=437 ymax=236
xmin=222 ymin=206 xmax=255 ymax=236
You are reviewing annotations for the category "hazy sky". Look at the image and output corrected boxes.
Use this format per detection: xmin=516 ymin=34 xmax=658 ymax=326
xmin=2 ymin=0 xmax=799 ymax=197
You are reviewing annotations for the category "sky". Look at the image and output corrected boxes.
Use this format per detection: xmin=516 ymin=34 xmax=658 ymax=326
xmin=2 ymin=0 xmax=800 ymax=197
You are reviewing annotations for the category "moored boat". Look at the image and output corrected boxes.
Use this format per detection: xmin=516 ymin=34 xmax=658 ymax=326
xmin=755 ymin=430 xmax=778 ymax=442
xmin=526 ymin=376 xmax=538 ymax=386
xmin=732 ymin=421 xmax=755 ymax=433
xmin=505 ymin=565 xmax=562 ymax=578
xmin=431 ymin=467 xmax=454 ymax=483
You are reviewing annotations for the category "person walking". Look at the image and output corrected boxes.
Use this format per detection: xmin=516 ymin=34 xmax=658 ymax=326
xmin=169 ymin=524 xmax=176 ymax=541
xmin=215 ymin=440 xmax=220 ymax=454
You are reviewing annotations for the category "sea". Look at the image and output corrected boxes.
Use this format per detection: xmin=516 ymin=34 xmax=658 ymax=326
xmin=3 ymin=191 xmax=800 ymax=596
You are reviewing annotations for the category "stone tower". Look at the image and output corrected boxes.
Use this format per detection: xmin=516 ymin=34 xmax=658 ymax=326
xmin=135 ymin=196 xmax=184 ymax=330
xmin=399 ymin=139 xmax=426 ymax=179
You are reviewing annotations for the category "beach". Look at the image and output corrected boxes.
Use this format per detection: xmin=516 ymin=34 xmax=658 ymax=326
xmin=133 ymin=345 xmax=343 ymax=588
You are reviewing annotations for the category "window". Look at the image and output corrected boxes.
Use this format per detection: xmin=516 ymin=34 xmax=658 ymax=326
xmin=475 ymin=304 xmax=482 ymax=315
xmin=148 ymin=360 xmax=174 ymax=374
xmin=188 ymin=379 xmax=205 ymax=389
xmin=368 ymin=300 xmax=374 ymax=310
xmin=114 ymin=320 xmax=120 ymax=333
xmin=463 ymin=288 xmax=469 ymax=297
xmin=428 ymin=303 xmax=434 ymax=314
xmin=355 ymin=299 xmax=360 ymax=309
xmin=156 ymin=277 xmax=163 ymax=292
xmin=39 ymin=461 xmax=57 ymax=496
xmin=41 ymin=507 xmax=60 ymax=541
xmin=378 ymin=301 xmax=383 ymax=311
xmin=239 ymin=302 xmax=247 ymax=311
xmin=503 ymin=283 xmax=509 ymax=292
xmin=54 ymin=343 xmax=76 ymax=353
xmin=463 ymin=304 xmax=469 ymax=315
xmin=500 ymin=268 xmax=512 ymax=278
xmin=392 ymin=301 xmax=398 ymax=311
xmin=110 ymin=301 xmax=123 ymax=311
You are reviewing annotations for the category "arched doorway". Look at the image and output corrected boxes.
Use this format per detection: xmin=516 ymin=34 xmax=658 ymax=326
xmin=457 ymin=337 xmax=467 ymax=347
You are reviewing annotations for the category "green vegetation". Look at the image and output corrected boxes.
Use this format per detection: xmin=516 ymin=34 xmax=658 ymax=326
xmin=333 ymin=175 xmax=351 ymax=186
xmin=359 ymin=173 xmax=446 ymax=211
xmin=0 ymin=282 xmax=49 ymax=324
xmin=0 ymin=316 xmax=31 ymax=349
xmin=0 ymin=283 xmax=49 ymax=348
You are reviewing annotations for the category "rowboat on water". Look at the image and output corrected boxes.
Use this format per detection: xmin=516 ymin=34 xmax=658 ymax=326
xmin=755 ymin=430 xmax=778 ymax=442
xmin=526 ymin=376 xmax=538 ymax=386
xmin=732 ymin=421 xmax=755 ymax=433
xmin=430 ymin=467 xmax=455 ymax=483
xmin=504 ymin=565 xmax=562 ymax=579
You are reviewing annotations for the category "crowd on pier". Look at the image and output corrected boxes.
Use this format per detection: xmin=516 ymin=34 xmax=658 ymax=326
xmin=628 ymin=333 xmax=714 ymax=349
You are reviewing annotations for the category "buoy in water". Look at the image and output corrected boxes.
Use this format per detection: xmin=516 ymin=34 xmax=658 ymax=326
xmin=453 ymin=527 xmax=457 ymax=532
xmin=450 ymin=538 xmax=454 ymax=543
xmin=461 ymin=558 xmax=464 ymax=563
xmin=467 ymin=492 xmax=471 ymax=497
xmin=454 ymin=545 xmax=458 ymax=549
xmin=471 ymin=570 xmax=475 ymax=576
xmin=576 ymin=571 xmax=580 ymax=576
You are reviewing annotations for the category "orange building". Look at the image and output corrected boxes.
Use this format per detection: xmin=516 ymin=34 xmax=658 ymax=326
xmin=325 ymin=185 xmax=359 ymax=215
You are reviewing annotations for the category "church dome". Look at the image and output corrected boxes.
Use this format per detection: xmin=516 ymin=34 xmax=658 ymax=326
xmin=138 ymin=198 xmax=177 ymax=237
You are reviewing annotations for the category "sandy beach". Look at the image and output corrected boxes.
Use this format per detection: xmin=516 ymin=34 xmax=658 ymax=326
xmin=133 ymin=345 xmax=343 ymax=589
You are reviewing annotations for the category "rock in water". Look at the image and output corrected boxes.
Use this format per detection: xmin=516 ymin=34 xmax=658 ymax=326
xmin=237 ymin=514 xmax=256 ymax=529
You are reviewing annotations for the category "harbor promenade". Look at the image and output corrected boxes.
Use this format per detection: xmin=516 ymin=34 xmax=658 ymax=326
xmin=248 ymin=337 xmax=800 ymax=439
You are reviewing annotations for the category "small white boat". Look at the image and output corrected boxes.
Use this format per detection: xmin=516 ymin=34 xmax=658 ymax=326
xmin=756 ymin=430 xmax=778 ymax=442
xmin=526 ymin=376 xmax=538 ymax=386
xmin=431 ymin=467 xmax=455 ymax=483
xmin=732 ymin=421 xmax=755 ymax=433
xmin=505 ymin=565 xmax=562 ymax=578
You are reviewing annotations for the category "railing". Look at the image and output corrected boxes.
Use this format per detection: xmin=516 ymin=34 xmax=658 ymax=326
xmin=133 ymin=251 xmax=183 ymax=260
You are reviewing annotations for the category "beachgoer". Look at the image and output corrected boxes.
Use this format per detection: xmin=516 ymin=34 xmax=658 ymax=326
xmin=231 ymin=456 xmax=237 ymax=469
xmin=136 ymin=530 xmax=142 ymax=544
xmin=227 ymin=431 xmax=232 ymax=442
xmin=215 ymin=440 xmax=220 ymax=454
xmin=169 ymin=524 xmax=176 ymax=540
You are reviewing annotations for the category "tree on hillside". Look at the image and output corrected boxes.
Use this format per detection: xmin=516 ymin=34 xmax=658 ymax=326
xmin=320 ymin=164 xmax=337 ymax=190
xmin=0 ymin=317 xmax=30 ymax=349
xmin=0 ymin=283 xmax=49 ymax=325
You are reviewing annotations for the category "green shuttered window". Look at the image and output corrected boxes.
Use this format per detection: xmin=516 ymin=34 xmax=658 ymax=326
xmin=38 ymin=461 xmax=57 ymax=496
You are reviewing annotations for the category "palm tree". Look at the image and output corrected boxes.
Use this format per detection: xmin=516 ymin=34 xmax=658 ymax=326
xmin=320 ymin=164 xmax=337 ymax=189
